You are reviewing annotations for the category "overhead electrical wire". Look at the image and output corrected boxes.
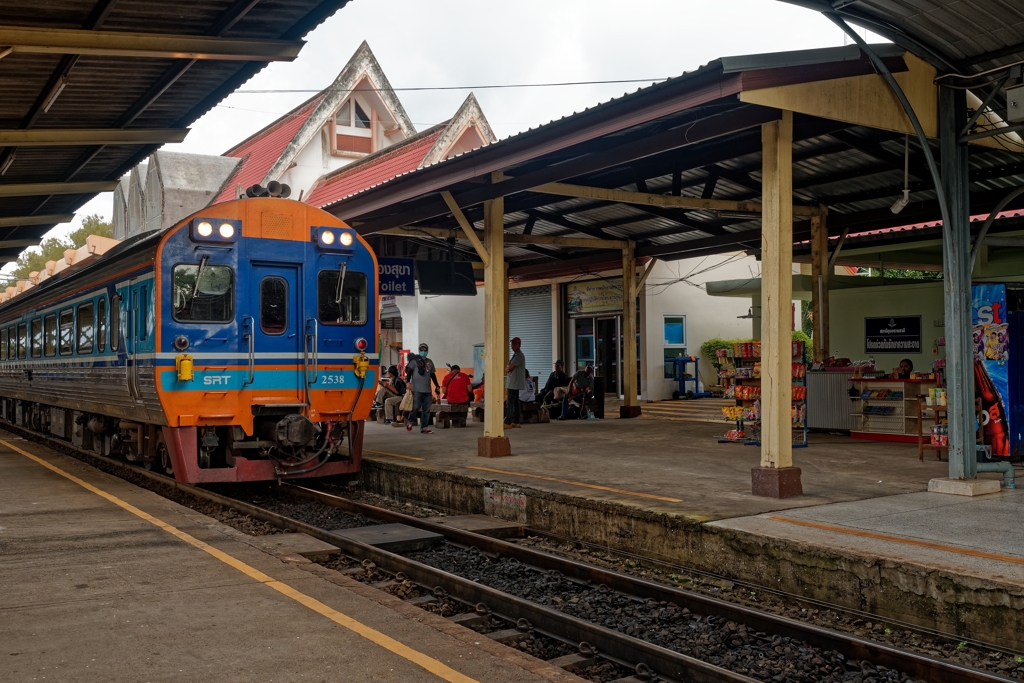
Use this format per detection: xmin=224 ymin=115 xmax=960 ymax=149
xmin=233 ymin=78 xmax=672 ymax=94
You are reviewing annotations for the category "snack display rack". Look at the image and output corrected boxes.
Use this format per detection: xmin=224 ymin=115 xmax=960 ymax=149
xmin=718 ymin=340 xmax=808 ymax=447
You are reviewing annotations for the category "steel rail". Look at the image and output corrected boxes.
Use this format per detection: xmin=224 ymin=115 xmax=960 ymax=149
xmin=283 ymin=483 xmax=1018 ymax=683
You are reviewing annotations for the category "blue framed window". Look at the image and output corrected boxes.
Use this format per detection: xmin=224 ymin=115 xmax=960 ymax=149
xmin=663 ymin=315 xmax=686 ymax=378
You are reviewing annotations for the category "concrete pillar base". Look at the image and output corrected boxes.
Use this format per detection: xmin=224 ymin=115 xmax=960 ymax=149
xmin=751 ymin=466 xmax=802 ymax=498
xmin=619 ymin=405 xmax=642 ymax=419
xmin=928 ymin=477 xmax=1001 ymax=496
xmin=478 ymin=436 xmax=512 ymax=458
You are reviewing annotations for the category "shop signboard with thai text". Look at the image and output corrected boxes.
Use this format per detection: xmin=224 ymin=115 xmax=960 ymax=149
xmin=973 ymin=284 xmax=1011 ymax=456
xmin=378 ymin=257 xmax=415 ymax=295
xmin=566 ymin=278 xmax=622 ymax=318
xmin=864 ymin=316 xmax=921 ymax=353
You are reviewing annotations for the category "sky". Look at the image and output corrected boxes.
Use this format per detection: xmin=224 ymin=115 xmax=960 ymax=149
xmin=18 ymin=0 xmax=877 ymax=269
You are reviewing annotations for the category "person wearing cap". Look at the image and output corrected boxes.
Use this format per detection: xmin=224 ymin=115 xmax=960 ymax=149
xmin=505 ymin=337 xmax=526 ymax=428
xmin=539 ymin=360 xmax=570 ymax=407
xmin=559 ymin=364 xmax=595 ymax=420
xmin=406 ymin=342 xmax=440 ymax=434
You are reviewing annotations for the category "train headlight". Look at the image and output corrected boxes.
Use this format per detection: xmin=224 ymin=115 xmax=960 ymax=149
xmin=313 ymin=226 xmax=355 ymax=251
xmin=355 ymin=337 xmax=368 ymax=352
xmin=173 ymin=335 xmax=190 ymax=351
xmin=190 ymin=217 xmax=240 ymax=243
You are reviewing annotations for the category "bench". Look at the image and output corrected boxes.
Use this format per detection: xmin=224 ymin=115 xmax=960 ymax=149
xmin=468 ymin=401 xmax=550 ymax=425
xmin=372 ymin=403 xmax=469 ymax=428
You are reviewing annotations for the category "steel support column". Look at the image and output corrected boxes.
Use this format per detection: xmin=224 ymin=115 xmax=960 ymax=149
xmin=620 ymin=241 xmax=641 ymax=418
xmin=479 ymin=186 xmax=511 ymax=458
xmin=939 ymin=86 xmax=976 ymax=480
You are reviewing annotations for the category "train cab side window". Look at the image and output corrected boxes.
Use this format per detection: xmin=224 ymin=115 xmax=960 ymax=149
xmin=172 ymin=263 xmax=234 ymax=323
xmin=97 ymin=296 xmax=106 ymax=352
xmin=110 ymin=297 xmax=120 ymax=352
xmin=58 ymin=309 xmax=73 ymax=355
xmin=30 ymin=319 xmax=42 ymax=358
xmin=317 ymin=270 xmax=367 ymax=325
xmin=138 ymin=287 xmax=147 ymax=341
xmin=260 ymin=277 xmax=288 ymax=335
xmin=77 ymin=303 xmax=94 ymax=354
xmin=17 ymin=322 xmax=27 ymax=359
xmin=44 ymin=314 xmax=56 ymax=357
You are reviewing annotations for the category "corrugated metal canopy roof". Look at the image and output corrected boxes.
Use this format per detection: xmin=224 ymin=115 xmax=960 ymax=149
xmin=0 ymin=0 xmax=350 ymax=263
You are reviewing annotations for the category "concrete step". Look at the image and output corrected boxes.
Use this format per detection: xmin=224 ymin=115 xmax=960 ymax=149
xmin=432 ymin=514 xmax=525 ymax=539
xmin=256 ymin=532 xmax=340 ymax=561
xmin=331 ymin=523 xmax=443 ymax=553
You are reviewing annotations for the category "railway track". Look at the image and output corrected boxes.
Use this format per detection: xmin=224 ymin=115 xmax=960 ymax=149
xmin=4 ymin=423 xmax=1019 ymax=683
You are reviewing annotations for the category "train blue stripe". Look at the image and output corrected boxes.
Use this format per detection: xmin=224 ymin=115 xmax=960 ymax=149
xmin=160 ymin=368 xmax=377 ymax=391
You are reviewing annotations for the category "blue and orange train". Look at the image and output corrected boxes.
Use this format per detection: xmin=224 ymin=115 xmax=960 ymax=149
xmin=0 ymin=198 xmax=378 ymax=483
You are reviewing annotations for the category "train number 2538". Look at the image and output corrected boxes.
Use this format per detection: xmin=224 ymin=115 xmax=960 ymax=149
xmin=321 ymin=374 xmax=346 ymax=385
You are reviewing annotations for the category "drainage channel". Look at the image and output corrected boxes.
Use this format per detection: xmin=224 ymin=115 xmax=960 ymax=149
xmin=5 ymin=423 xmax=1016 ymax=683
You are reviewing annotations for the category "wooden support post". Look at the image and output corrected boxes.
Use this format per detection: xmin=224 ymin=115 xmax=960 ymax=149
xmin=479 ymin=191 xmax=511 ymax=458
xmin=752 ymin=111 xmax=801 ymax=499
xmin=620 ymin=241 xmax=641 ymax=418
xmin=809 ymin=206 xmax=829 ymax=363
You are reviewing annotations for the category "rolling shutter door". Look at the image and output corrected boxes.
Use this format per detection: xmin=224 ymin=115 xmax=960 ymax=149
xmin=509 ymin=285 xmax=552 ymax=378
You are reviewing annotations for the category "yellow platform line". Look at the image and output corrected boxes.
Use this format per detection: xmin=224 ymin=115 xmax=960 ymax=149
xmin=365 ymin=449 xmax=425 ymax=461
xmin=466 ymin=465 xmax=682 ymax=503
xmin=3 ymin=439 xmax=476 ymax=683
xmin=769 ymin=515 xmax=1024 ymax=567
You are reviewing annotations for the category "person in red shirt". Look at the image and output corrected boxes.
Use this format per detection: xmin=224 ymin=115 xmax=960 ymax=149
xmin=442 ymin=365 xmax=473 ymax=407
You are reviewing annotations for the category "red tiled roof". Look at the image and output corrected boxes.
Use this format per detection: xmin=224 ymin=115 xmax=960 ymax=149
xmin=305 ymin=128 xmax=444 ymax=209
xmin=212 ymin=95 xmax=323 ymax=204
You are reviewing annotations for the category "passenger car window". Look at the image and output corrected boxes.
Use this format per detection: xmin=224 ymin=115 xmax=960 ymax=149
xmin=260 ymin=277 xmax=288 ymax=335
xmin=7 ymin=326 xmax=14 ymax=360
xmin=44 ymin=314 xmax=56 ymax=357
xmin=110 ymin=296 xmax=120 ymax=351
xmin=1 ymin=328 xmax=6 ymax=360
xmin=172 ymin=263 xmax=233 ymax=322
xmin=317 ymin=270 xmax=367 ymax=325
xmin=77 ymin=303 xmax=94 ymax=354
xmin=97 ymin=296 xmax=106 ymax=352
xmin=59 ymin=309 xmax=73 ymax=355
xmin=17 ymin=322 xmax=27 ymax=359
xmin=30 ymin=318 xmax=42 ymax=358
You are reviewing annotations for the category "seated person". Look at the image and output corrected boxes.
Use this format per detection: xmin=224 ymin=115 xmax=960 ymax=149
xmin=559 ymin=364 xmax=595 ymax=420
xmin=442 ymin=364 xmax=473 ymax=407
xmin=890 ymin=358 xmax=914 ymax=380
xmin=471 ymin=374 xmax=485 ymax=403
xmin=538 ymin=360 xmax=569 ymax=406
xmin=519 ymin=370 xmax=536 ymax=404
xmin=373 ymin=366 xmax=407 ymax=426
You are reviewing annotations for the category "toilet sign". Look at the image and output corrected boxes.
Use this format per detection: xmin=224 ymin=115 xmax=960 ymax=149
xmin=378 ymin=257 xmax=415 ymax=295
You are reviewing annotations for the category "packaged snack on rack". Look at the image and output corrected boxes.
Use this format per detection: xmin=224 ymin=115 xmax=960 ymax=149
xmin=752 ymin=362 xmax=761 ymax=378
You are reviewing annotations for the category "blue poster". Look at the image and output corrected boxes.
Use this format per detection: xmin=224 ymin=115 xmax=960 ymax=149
xmin=378 ymin=257 xmax=415 ymax=296
xmin=972 ymin=284 xmax=1011 ymax=456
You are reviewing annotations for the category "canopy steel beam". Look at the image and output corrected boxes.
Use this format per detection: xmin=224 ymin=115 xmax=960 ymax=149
xmin=0 ymin=25 xmax=303 ymax=61
xmin=378 ymin=226 xmax=625 ymax=249
xmin=0 ymin=214 xmax=74 ymax=228
xmin=0 ymin=129 xmax=188 ymax=146
xmin=0 ymin=180 xmax=119 ymax=197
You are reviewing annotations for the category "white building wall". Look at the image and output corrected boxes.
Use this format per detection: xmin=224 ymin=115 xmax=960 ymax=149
xmin=394 ymin=294 xmax=419 ymax=362
xmin=641 ymin=254 xmax=756 ymax=401
xmin=417 ymin=288 xmax=485 ymax=372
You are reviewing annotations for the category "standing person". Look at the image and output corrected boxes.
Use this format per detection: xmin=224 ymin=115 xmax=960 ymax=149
xmin=505 ymin=337 xmax=526 ymax=428
xmin=538 ymin=360 xmax=569 ymax=406
xmin=372 ymin=366 xmax=406 ymax=425
xmin=559 ymin=364 xmax=595 ymax=420
xmin=442 ymin=364 xmax=473 ymax=407
xmin=406 ymin=343 xmax=440 ymax=434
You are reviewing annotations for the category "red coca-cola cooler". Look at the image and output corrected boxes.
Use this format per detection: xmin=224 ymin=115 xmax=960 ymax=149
xmin=972 ymin=284 xmax=1022 ymax=458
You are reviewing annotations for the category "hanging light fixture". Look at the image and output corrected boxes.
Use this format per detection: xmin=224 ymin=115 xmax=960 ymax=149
xmin=890 ymin=134 xmax=911 ymax=214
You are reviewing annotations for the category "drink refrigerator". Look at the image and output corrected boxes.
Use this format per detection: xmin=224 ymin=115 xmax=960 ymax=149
xmin=971 ymin=284 xmax=1023 ymax=458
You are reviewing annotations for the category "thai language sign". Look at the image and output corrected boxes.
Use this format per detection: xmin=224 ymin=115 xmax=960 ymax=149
xmin=566 ymin=278 xmax=622 ymax=317
xmin=378 ymin=257 xmax=415 ymax=295
xmin=864 ymin=316 xmax=921 ymax=353
xmin=483 ymin=483 xmax=526 ymax=523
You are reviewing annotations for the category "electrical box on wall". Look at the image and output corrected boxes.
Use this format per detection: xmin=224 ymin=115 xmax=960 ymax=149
xmin=1009 ymin=84 xmax=1024 ymax=123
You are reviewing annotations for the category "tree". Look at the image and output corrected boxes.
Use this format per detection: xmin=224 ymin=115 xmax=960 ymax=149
xmin=6 ymin=214 xmax=113 ymax=281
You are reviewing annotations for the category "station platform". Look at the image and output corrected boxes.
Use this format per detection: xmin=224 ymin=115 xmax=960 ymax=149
xmin=0 ymin=436 xmax=580 ymax=683
xmin=361 ymin=414 xmax=1024 ymax=646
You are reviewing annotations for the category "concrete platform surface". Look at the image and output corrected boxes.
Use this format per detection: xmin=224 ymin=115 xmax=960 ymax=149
xmin=363 ymin=416 xmax=952 ymax=521
xmin=710 ymin=487 xmax=1024 ymax=586
xmin=0 ymin=436 xmax=580 ymax=683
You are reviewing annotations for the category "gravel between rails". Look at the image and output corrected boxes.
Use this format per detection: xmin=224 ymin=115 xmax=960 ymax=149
xmin=409 ymin=543 xmax=924 ymax=683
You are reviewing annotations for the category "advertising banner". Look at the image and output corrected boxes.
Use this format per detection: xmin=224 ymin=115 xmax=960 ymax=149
xmin=973 ymin=284 xmax=1011 ymax=456
xmin=864 ymin=315 xmax=922 ymax=353
xmin=378 ymin=257 xmax=415 ymax=295
xmin=566 ymin=278 xmax=622 ymax=317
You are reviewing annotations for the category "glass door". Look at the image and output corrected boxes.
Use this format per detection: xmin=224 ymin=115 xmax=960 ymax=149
xmin=596 ymin=316 xmax=620 ymax=395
